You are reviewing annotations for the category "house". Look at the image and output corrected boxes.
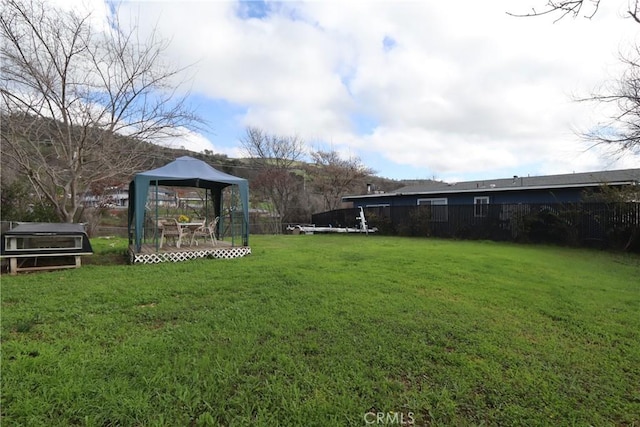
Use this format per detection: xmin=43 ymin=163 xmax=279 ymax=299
xmin=81 ymin=186 xmax=181 ymax=209
xmin=81 ymin=186 xmax=130 ymax=208
xmin=334 ymin=168 xmax=640 ymax=249
xmin=342 ymin=169 xmax=640 ymax=213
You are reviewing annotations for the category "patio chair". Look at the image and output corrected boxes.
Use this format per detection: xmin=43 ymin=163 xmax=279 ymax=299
xmin=160 ymin=219 xmax=188 ymax=248
xmin=190 ymin=217 xmax=218 ymax=247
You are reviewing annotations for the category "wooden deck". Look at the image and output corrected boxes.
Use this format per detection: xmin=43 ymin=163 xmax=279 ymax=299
xmin=129 ymin=239 xmax=251 ymax=264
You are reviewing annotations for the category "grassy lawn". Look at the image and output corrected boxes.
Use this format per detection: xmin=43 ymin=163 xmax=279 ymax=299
xmin=1 ymin=235 xmax=639 ymax=426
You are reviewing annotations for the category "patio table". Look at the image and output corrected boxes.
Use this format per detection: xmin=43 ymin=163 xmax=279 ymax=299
xmin=178 ymin=222 xmax=204 ymax=246
xmin=179 ymin=222 xmax=204 ymax=232
xmin=159 ymin=220 xmax=203 ymax=249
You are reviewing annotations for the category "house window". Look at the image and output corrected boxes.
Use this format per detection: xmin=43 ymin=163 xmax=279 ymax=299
xmin=474 ymin=196 xmax=489 ymax=217
xmin=365 ymin=204 xmax=390 ymax=218
xmin=417 ymin=198 xmax=448 ymax=222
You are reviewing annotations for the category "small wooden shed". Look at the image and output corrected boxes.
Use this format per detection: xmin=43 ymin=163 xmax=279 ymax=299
xmin=1 ymin=223 xmax=93 ymax=275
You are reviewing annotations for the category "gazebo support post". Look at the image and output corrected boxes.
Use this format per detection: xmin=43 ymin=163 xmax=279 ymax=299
xmin=154 ymin=182 xmax=160 ymax=251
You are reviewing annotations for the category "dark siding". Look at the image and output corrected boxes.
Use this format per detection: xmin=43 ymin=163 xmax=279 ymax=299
xmin=352 ymin=187 xmax=586 ymax=207
xmin=491 ymin=188 xmax=583 ymax=204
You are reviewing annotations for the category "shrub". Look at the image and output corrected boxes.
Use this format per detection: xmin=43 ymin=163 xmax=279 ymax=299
xmin=1 ymin=180 xmax=58 ymax=223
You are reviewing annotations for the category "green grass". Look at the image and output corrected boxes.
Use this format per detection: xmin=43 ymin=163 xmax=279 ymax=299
xmin=2 ymin=235 xmax=639 ymax=426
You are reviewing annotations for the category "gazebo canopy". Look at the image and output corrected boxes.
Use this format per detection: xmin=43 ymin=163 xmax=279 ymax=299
xmin=128 ymin=156 xmax=249 ymax=251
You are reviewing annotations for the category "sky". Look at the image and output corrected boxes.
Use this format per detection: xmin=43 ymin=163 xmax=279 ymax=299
xmin=69 ymin=0 xmax=640 ymax=181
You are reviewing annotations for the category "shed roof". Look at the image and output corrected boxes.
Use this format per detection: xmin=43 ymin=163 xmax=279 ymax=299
xmin=6 ymin=223 xmax=87 ymax=234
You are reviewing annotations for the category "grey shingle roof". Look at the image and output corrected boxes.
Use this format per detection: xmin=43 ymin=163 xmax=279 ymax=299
xmin=344 ymin=169 xmax=640 ymax=200
xmin=395 ymin=169 xmax=640 ymax=194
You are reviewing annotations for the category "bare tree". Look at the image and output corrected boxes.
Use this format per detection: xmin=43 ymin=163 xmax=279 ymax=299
xmin=240 ymin=127 xmax=306 ymax=229
xmin=508 ymin=0 xmax=640 ymax=23
xmin=579 ymin=46 xmax=640 ymax=157
xmin=0 ymin=0 xmax=202 ymax=222
xmin=509 ymin=1 xmax=640 ymax=157
xmin=307 ymin=150 xmax=374 ymax=211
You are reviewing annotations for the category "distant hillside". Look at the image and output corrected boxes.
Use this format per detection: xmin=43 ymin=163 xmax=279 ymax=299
xmin=1 ymin=114 xmax=434 ymax=196
xmin=137 ymin=150 xmax=441 ymax=197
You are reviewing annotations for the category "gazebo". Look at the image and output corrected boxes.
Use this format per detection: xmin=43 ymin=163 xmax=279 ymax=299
xmin=127 ymin=156 xmax=250 ymax=263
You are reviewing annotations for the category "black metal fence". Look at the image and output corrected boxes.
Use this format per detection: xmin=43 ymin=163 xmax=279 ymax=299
xmin=311 ymin=203 xmax=640 ymax=252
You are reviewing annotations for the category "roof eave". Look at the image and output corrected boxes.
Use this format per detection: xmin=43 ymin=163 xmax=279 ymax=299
xmin=343 ymin=180 xmax=636 ymax=201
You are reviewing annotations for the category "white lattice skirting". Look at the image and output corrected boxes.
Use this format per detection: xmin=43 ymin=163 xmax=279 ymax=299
xmin=130 ymin=246 xmax=251 ymax=264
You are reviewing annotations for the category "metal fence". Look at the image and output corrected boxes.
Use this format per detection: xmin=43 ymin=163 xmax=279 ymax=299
xmin=311 ymin=203 xmax=640 ymax=252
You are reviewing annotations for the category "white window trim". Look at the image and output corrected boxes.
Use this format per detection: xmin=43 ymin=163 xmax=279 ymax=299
xmin=417 ymin=198 xmax=448 ymax=222
xmin=474 ymin=196 xmax=490 ymax=217
xmin=416 ymin=198 xmax=448 ymax=206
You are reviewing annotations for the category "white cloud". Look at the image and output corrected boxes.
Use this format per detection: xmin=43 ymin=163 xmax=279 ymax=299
xmin=110 ymin=0 xmax=639 ymax=179
xmin=156 ymin=128 xmax=217 ymax=153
